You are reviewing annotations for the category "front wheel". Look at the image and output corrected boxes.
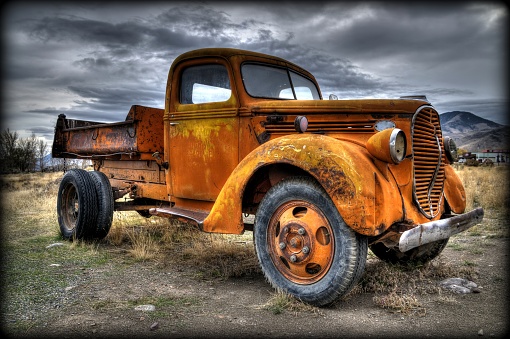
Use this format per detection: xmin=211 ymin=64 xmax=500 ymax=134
xmin=254 ymin=177 xmax=367 ymax=306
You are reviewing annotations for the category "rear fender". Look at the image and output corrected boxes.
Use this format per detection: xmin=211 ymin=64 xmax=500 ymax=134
xmin=202 ymin=134 xmax=403 ymax=235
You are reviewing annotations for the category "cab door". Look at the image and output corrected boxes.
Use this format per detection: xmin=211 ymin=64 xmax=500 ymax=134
xmin=168 ymin=58 xmax=239 ymax=202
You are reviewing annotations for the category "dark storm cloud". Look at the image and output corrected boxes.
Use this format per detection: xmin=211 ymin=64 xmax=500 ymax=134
xmin=288 ymin=2 xmax=505 ymax=63
xmin=25 ymin=12 xmax=211 ymax=53
xmin=256 ymin=42 xmax=382 ymax=96
xmin=5 ymin=1 xmax=383 ymax=125
xmin=2 ymin=1 xmax=507 ymax=145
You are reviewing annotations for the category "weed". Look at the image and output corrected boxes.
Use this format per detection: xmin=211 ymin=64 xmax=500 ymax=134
xmin=447 ymin=242 xmax=464 ymax=251
xmin=373 ymin=291 xmax=425 ymax=316
xmin=262 ymin=290 xmax=321 ymax=315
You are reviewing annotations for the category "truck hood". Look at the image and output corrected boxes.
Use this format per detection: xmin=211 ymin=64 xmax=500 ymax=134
xmin=248 ymin=98 xmax=431 ymax=116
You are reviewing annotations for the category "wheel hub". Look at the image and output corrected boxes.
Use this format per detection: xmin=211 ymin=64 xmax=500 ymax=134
xmin=278 ymin=223 xmax=312 ymax=263
xmin=268 ymin=200 xmax=334 ymax=284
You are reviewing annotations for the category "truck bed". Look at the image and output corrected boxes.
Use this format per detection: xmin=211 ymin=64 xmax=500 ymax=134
xmin=52 ymin=105 xmax=164 ymax=160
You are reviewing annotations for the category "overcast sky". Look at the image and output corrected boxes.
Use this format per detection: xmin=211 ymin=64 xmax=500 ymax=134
xmin=1 ymin=1 xmax=507 ymax=147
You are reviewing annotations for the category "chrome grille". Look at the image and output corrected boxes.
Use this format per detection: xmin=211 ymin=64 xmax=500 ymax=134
xmin=412 ymin=107 xmax=445 ymax=218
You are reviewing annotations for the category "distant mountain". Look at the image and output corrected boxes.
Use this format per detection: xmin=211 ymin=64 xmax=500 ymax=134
xmin=439 ymin=111 xmax=509 ymax=151
xmin=440 ymin=111 xmax=502 ymax=134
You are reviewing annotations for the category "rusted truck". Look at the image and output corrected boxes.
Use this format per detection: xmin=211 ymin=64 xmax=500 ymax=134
xmin=52 ymin=48 xmax=484 ymax=306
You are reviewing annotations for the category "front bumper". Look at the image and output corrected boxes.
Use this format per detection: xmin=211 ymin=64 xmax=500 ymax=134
xmin=398 ymin=207 xmax=484 ymax=252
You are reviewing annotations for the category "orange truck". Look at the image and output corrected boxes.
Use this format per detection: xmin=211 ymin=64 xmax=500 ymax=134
xmin=52 ymin=48 xmax=484 ymax=306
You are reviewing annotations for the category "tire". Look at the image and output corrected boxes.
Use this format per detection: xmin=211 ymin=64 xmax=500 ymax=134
xmin=57 ymin=169 xmax=98 ymax=240
xmin=88 ymin=171 xmax=114 ymax=239
xmin=254 ymin=177 xmax=367 ymax=306
xmin=369 ymin=238 xmax=449 ymax=266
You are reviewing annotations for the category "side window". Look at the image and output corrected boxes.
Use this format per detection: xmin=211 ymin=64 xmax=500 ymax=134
xmin=180 ymin=64 xmax=231 ymax=104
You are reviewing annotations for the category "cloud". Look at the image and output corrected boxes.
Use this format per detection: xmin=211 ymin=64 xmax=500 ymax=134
xmin=1 ymin=1 xmax=507 ymax=146
xmin=434 ymin=98 xmax=509 ymax=126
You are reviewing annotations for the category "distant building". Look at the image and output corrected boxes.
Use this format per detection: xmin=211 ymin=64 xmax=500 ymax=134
xmin=471 ymin=149 xmax=509 ymax=164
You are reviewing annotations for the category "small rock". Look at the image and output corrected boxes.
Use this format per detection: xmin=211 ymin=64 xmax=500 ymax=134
xmin=46 ymin=242 xmax=64 ymax=249
xmin=478 ymin=329 xmax=484 ymax=336
xmin=150 ymin=322 xmax=159 ymax=331
xmin=439 ymin=278 xmax=479 ymax=294
xmin=49 ymin=264 xmax=61 ymax=267
xmin=134 ymin=304 xmax=156 ymax=312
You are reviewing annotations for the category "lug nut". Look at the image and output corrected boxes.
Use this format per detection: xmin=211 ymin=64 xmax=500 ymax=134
xmin=302 ymin=246 xmax=310 ymax=254
xmin=298 ymin=227 xmax=306 ymax=235
xmin=290 ymin=255 xmax=297 ymax=262
xmin=279 ymin=242 xmax=286 ymax=249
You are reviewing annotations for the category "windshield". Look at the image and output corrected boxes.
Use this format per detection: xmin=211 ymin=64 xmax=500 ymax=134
xmin=241 ymin=63 xmax=320 ymax=100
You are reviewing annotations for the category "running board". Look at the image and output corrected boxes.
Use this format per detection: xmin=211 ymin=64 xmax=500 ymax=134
xmin=149 ymin=207 xmax=208 ymax=227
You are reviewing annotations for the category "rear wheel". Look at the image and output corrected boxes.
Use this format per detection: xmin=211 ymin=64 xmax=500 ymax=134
xmin=88 ymin=171 xmax=114 ymax=239
xmin=57 ymin=169 xmax=98 ymax=240
xmin=254 ymin=177 xmax=367 ymax=306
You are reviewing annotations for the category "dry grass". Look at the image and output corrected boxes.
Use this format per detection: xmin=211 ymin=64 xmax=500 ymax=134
xmin=454 ymin=165 xmax=509 ymax=212
xmin=1 ymin=172 xmax=62 ymax=239
xmin=372 ymin=292 xmax=425 ymax=316
xmin=105 ymin=209 xmax=260 ymax=277
xmin=261 ymin=290 xmax=323 ymax=315
xmin=454 ymin=165 xmax=509 ymax=238
xmin=347 ymin=254 xmax=477 ymax=315
xmin=1 ymin=165 xmax=507 ymax=316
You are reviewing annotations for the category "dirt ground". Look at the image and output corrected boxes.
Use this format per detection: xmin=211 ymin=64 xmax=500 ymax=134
xmin=5 ymin=232 xmax=508 ymax=339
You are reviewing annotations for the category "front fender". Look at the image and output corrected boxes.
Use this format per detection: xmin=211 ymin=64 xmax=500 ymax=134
xmin=443 ymin=164 xmax=467 ymax=213
xmin=202 ymin=134 xmax=403 ymax=236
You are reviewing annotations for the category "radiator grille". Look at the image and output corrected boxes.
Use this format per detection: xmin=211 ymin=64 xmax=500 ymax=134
xmin=412 ymin=107 xmax=445 ymax=218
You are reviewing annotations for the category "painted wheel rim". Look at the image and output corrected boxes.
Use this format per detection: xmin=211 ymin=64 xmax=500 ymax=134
xmin=61 ymin=183 xmax=78 ymax=231
xmin=267 ymin=200 xmax=334 ymax=284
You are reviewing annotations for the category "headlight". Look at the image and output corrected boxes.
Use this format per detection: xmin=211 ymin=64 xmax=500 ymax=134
xmin=444 ymin=136 xmax=458 ymax=163
xmin=390 ymin=129 xmax=407 ymax=163
xmin=367 ymin=128 xmax=407 ymax=164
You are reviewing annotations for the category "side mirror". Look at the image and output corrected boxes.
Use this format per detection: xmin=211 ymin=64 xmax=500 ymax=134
xmin=329 ymin=94 xmax=338 ymax=100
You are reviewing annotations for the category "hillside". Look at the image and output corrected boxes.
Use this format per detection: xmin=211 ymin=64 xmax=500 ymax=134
xmin=439 ymin=111 xmax=509 ymax=151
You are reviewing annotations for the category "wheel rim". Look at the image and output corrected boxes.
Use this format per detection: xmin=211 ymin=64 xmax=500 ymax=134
xmin=61 ymin=183 xmax=79 ymax=231
xmin=267 ymin=200 xmax=334 ymax=284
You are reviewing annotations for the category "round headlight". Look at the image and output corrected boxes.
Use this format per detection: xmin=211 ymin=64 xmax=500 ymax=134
xmin=367 ymin=128 xmax=407 ymax=164
xmin=444 ymin=136 xmax=458 ymax=163
xmin=389 ymin=129 xmax=406 ymax=163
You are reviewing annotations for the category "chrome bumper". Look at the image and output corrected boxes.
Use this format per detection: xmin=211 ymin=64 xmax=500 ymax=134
xmin=398 ymin=207 xmax=484 ymax=252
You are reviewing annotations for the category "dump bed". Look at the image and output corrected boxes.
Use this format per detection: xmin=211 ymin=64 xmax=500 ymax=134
xmin=52 ymin=105 xmax=164 ymax=160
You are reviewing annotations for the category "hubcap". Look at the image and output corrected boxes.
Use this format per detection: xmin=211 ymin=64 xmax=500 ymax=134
xmin=267 ymin=201 xmax=334 ymax=284
xmin=62 ymin=184 xmax=78 ymax=230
